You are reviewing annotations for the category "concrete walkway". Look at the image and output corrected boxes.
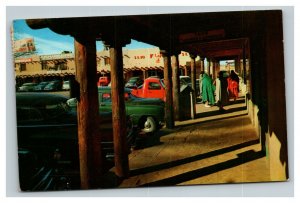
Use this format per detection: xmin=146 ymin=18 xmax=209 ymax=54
xmin=109 ymin=97 xmax=270 ymax=188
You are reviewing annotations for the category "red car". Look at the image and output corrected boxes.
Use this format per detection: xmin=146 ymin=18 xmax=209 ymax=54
xmin=131 ymin=77 xmax=166 ymax=101
xmin=98 ymin=76 xmax=110 ymax=86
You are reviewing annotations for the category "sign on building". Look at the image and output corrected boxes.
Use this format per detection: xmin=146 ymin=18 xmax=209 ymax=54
xmin=13 ymin=38 xmax=36 ymax=54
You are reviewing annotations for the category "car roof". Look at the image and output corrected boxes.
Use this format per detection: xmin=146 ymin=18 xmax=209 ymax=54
xmin=16 ymin=93 xmax=68 ymax=107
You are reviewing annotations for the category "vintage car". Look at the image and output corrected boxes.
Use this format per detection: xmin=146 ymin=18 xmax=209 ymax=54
xmin=33 ymin=81 xmax=49 ymax=91
xmin=16 ymin=92 xmax=136 ymax=191
xmin=125 ymin=76 xmax=144 ymax=89
xmin=97 ymin=76 xmax=110 ymax=86
xmin=18 ymin=82 xmax=37 ymax=92
xmin=96 ymin=87 xmax=165 ymax=133
xmin=62 ymin=80 xmax=70 ymax=90
xmin=180 ymin=76 xmax=200 ymax=97
xmin=44 ymin=80 xmax=63 ymax=91
xmin=131 ymin=77 xmax=166 ymax=101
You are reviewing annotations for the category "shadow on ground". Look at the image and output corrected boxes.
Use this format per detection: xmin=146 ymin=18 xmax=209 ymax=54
xmin=130 ymin=139 xmax=260 ymax=177
xmin=139 ymin=149 xmax=265 ymax=187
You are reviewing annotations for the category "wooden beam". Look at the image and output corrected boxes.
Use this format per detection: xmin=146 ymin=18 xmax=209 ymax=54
xmin=200 ymin=57 xmax=205 ymax=72
xmin=190 ymin=54 xmax=196 ymax=119
xmin=161 ymin=50 xmax=174 ymax=129
xmin=171 ymin=54 xmax=180 ymax=121
xmin=206 ymin=48 xmax=242 ymax=58
xmin=109 ymin=45 xmax=129 ymax=178
xmin=74 ymin=36 xmax=103 ymax=189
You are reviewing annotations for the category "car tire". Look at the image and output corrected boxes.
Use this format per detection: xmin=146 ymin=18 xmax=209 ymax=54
xmin=141 ymin=116 xmax=157 ymax=133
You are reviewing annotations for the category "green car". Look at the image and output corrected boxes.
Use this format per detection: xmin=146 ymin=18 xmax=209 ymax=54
xmin=98 ymin=87 xmax=165 ymax=133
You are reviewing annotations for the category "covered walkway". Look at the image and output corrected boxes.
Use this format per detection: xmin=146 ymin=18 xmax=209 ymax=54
xmin=108 ymin=100 xmax=270 ymax=188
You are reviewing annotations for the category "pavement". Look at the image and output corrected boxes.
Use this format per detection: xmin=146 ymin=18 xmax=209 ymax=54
xmin=111 ymin=96 xmax=271 ymax=188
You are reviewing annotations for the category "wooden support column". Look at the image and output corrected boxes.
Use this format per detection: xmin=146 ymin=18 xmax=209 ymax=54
xmin=143 ymin=70 xmax=146 ymax=80
xmin=184 ymin=67 xmax=188 ymax=76
xmin=171 ymin=54 xmax=180 ymax=121
xmin=200 ymin=57 xmax=205 ymax=73
xmin=109 ymin=43 xmax=129 ymax=178
xmin=207 ymin=58 xmax=211 ymax=76
xmin=74 ymin=36 xmax=102 ymax=189
xmin=190 ymin=54 xmax=196 ymax=119
xmin=235 ymin=56 xmax=241 ymax=75
xmin=212 ymin=60 xmax=216 ymax=80
xmin=216 ymin=60 xmax=221 ymax=75
xmin=161 ymin=50 xmax=174 ymax=129
xmin=243 ymin=46 xmax=247 ymax=84
xmin=190 ymin=54 xmax=196 ymax=91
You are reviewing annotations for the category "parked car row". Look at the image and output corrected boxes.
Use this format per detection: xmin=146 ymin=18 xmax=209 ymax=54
xmin=68 ymin=86 xmax=165 ymax=134
xmin=17 ymin=80 xmax=70 ymax=92
xmin=16 ymin=92 xmax=137 ymax=191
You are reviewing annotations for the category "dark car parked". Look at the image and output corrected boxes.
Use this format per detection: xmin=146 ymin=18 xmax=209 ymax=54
xmin=18 ymin=82 xmax=37 ymax=92
xmin=44 ymin=80 xmax=62 ymax=91
xmin=16 ymin=92 xmax=136 ymax=191
xmin=180 ymin=76 xmax=200 ymax=97
xmin=33 ymin=81 xmax=49 ymax=91
xmin=125 ymin=77 xmax=144 ymax=89
xmin=98 ymin=87 xmax=165 ymax=133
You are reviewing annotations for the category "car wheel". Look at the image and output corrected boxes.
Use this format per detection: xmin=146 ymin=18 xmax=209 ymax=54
xmin=142 ymin=116 xmax=157 ymax=133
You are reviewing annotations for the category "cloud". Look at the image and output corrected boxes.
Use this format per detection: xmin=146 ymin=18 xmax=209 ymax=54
xmin=34 ymin=37 xmax=74 ymax=55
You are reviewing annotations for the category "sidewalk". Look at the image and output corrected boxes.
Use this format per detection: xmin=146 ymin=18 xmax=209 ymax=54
xmin=112 ymin=99 xmax=271 ymax=188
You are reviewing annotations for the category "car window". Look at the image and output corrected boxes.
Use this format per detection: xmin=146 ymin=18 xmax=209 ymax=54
xmin=160 ymin=80 xmax=165 ymax=88
xmin=42 ymin=101 xmax=70 ymax=118
xmin=17 ymin=107 xmax=43 ymax=122
xmin=148 ymin=82 xmax=161 ymax=90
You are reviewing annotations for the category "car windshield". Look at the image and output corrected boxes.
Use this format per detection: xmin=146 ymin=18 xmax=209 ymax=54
xmin=23 ymin=83 xmax=35 ymax=86
xmin=180 ymin=77 xmax=191 ymax=84
xmin=160 ymin=79 xmax=165 ymax=88
xmin=128 ymin=78 xmax=138 ymax=82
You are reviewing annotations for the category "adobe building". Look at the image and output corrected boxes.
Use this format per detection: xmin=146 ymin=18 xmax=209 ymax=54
xmin=14 ymin=47 xmax=196 ymax=85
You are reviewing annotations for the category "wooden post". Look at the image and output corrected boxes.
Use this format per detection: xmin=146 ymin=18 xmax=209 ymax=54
xmin=171 ymin=54 xmax=180 ymax=121
xmin=235 ymin=56 xmax=241 ymax=75
xmin=216 ymin=60 xmax=220 ymax=75
xmin=184 ymin=67 xmax=188 ymax=76
xmin=74 ymin=36 xmax=103 ymax=189
xmin=109 ymin=44 xmax=129 ymax=178
xmin=190 ymin=54 xmax=196 ymax=119
xmin=161 ymin=50 xmax=174 ymax=129
xmin=190 ymin=55 xmax=195 ymax=91
xmin=200 ymin=57 xmax=205 ymax=73
xmin=207 ymin=58 xmax=211 ymax=76
xmin=243 ymin=46 xmax=247 ymax=84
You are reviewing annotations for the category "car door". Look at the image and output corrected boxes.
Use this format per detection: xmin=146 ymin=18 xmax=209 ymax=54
xmin=146 ymin=81 xmax=164 ymax=100
xmin=98 ymin=92 xmax=113 ymax=112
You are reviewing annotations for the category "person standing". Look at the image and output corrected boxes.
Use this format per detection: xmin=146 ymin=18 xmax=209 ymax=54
xmin=201 ymin=72 xmax=215 ymax=107
xmin=215 ymin=71 xmax=229 ymax=112
xmin=227 ymin=70 xmax=239 ymax=101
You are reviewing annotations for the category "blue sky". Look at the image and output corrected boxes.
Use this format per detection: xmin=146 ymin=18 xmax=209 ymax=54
xmin=13 ymin=19 xmax=157 ymax=55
